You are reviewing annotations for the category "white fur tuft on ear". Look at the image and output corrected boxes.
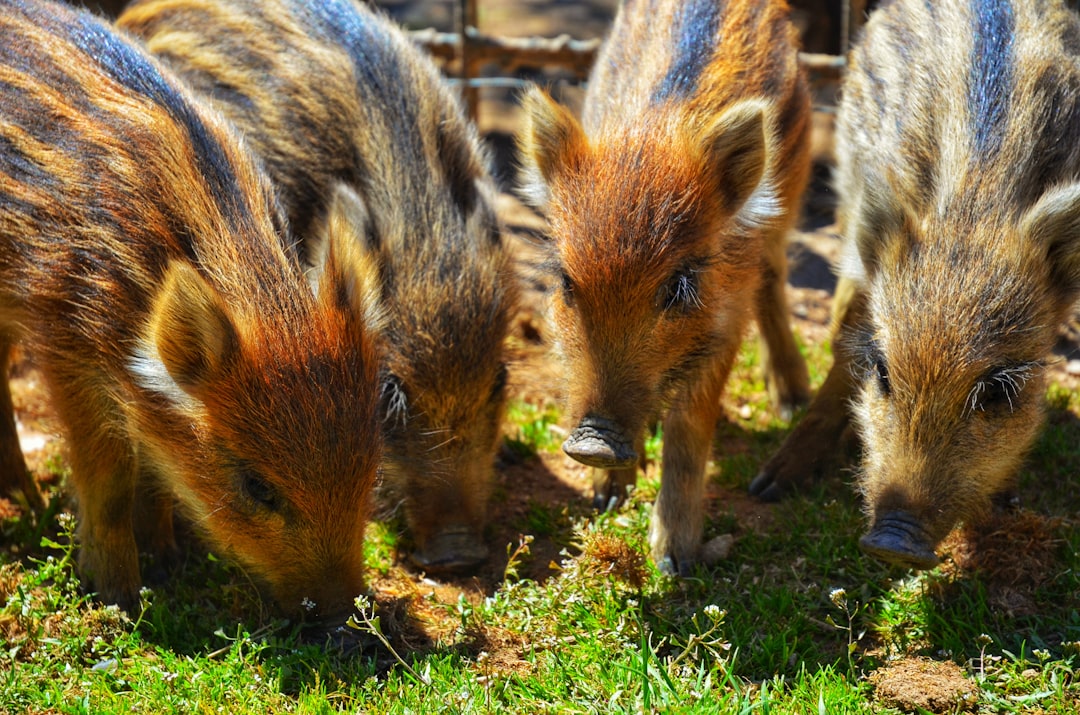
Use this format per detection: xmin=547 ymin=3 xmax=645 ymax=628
xmin=838 ymin=234 xmax=868 ymax=283
xmin=129 ymin=337 xmax=203 ymax=411
xmin=696 ymin=98 xmax=782 ymax=232
xmin=135 ymin=262 xmax=238 ymax=405
xmin=734 ymin=176 xmax=782 ymax=233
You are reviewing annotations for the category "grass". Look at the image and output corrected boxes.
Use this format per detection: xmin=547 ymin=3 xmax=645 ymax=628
xmin=503 ymin=398 xmax=563 ymax=458
xmin=2 ymin=335 xmax=1079 ymax=714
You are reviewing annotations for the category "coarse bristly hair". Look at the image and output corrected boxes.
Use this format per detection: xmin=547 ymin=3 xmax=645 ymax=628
xmin=119 ymin=0 xmax=519 ymax=572
xmin=514 ymin=0 xmax=811 ymax=576
xmin=1 ymin=0 xmax=385 ymax=620
xmin=833 ymin=0 xmax=1080 ymax=559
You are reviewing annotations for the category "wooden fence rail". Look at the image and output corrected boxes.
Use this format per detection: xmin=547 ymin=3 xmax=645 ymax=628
xmin=408 ymin=27 xmax=847 ymax=116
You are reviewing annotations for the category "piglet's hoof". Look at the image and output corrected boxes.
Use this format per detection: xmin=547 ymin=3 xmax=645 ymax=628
xmin=748 ymin=468 xmax=785 ymax=502
xmin=653 ymin=549 xmax=699 ymax=578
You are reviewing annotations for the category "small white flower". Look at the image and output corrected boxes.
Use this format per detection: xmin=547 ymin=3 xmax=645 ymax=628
xmin=301 ymin=597 xmax=317 ymax=612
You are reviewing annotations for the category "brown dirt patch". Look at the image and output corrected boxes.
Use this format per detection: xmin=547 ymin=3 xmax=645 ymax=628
xmin=868 ymin=656 xmax=978 ymax=713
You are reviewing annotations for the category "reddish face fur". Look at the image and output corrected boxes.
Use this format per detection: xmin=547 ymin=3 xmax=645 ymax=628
xmin=519 ymin=0 xmax=810 ymax=574
xmin=120 ymin=0 xmax=518 ymax=573
xmin=0 ymin=0 xmax=382 ymax=619
xmin=538 ymin=112 xmax=767 ymax=446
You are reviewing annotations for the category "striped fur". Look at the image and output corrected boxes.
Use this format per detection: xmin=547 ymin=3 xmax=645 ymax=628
xmin=755 ymin=0 xmax=1080 ymax=568
xmin=518 ymin=0 xmax=810 ymax=575
xmin=119 ymin=0 xmax=518 ymax=572
xmin=0 ymin=0 xmax=383 ymax=618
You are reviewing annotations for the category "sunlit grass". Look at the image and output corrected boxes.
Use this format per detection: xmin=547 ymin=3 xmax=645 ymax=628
xmin=503 ymin=398 xmax=563 ymax=458
xmin=2 ymin=333 xmax=1078 ymax=713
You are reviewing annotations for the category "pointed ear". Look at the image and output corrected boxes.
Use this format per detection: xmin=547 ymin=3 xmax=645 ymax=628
xmin=1021 ymin=182 xmax=1080 ymax=304
xmin=841 ymin=177 xmax=907 ymax=280
xmin=516 ymin=85 xmax=587 ymax=207
xmin=697 ymin=98 xmax=778 ymax=227
xmin=313 ymin=183 xmax=384 ymax=333
xmin=148 ymin=262 xmax=238 ymax=399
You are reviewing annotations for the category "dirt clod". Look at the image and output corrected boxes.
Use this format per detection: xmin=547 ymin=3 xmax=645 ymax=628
xmin=868 ymin=656 xmax=977 ymax=713
xmin=700 ymin=533 xmax=735 ymax=564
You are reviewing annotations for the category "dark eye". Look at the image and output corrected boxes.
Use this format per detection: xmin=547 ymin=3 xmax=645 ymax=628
xmin=659 ymin=269 xmax=702 ymax=312
xmin=874 ymin=358 xmax=890 ymax=396
xmin=380 ymin=373 xmax=408 ymax=423
xmin=969 ymin=364 xmax=1036 ymax=413
xmin=241 ymin=471 xmax=280 ymax=511
xmin=560 ymin=270 xmax=575 ymax=307
xmin=979 ymin=380 xmax=1012 ymax=410
xmin=491 ymin=363 xmax=508 ymax=401
xmin=872 ymin=360 xmax=889 ymax=395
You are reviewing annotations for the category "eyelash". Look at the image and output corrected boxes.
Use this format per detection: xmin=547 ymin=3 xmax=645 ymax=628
xmin=965 ymin=363 xmax=1039 ymax=414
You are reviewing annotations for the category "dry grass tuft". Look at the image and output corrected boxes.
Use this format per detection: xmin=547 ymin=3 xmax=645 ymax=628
xmin=938 ymin=509 xmax=1069 ymax=615
xmin=579 ymin=532 xmax=647 ymax=589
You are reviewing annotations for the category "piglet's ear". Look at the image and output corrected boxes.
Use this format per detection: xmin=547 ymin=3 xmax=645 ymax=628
xmin=697 ymin=98 xmax=778 ymax=228
xmin=149 ymin=262 xmax=238 ymax=400
xmin=1021 ymin=181 xmax=1080 ymax=307
xmin=313 ymin=182 xmax=384 ymax=335
xmin=842 ymin=177 xmax=907 ymax=281
xmin=516 ymin=85 xmax=588 ymax=207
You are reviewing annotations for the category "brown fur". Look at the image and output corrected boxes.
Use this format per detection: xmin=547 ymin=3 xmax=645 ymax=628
xmin=119 ymin=0 xmax=519 ymax=572
xmin=754 ymin=0 xmax=1080 ymax=566
xmin=0 ymin=0 xmax=383 ymax=618
xmin=518 ymin=0 xmax=810 ymax=574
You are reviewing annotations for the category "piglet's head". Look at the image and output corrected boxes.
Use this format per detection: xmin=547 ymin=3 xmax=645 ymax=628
xmin=517 ymin=87 xmax=780 ymax=468
xmin=133 ymin=185 xmax=384 ymax=621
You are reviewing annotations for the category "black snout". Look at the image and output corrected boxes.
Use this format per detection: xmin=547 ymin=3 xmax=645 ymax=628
xmin=859 ymin=510 xmax=940 ymax=569
xmin=562 ymin=414 xmax=637 ymax=468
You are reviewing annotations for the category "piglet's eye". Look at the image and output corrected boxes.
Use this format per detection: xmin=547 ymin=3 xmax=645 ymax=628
xmin=659 ymin=269 xmax=702 ymax=313
xmin=241 ymin=471 xmax=280 ymax=512
xmin=559 ymin=270 xmax=575 ymax=306
xmin=967 ymin=363 xmax=1037 ymax=414
xmin=491 ymin=363 xmax=508 ymax=401
xmin=864 ymin=344 xmax=890 ymax=397
xmin=875 ymin=358 xmax=891 ymax=397
xmin=978 ymin=379 xmax=1012 ymax=410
